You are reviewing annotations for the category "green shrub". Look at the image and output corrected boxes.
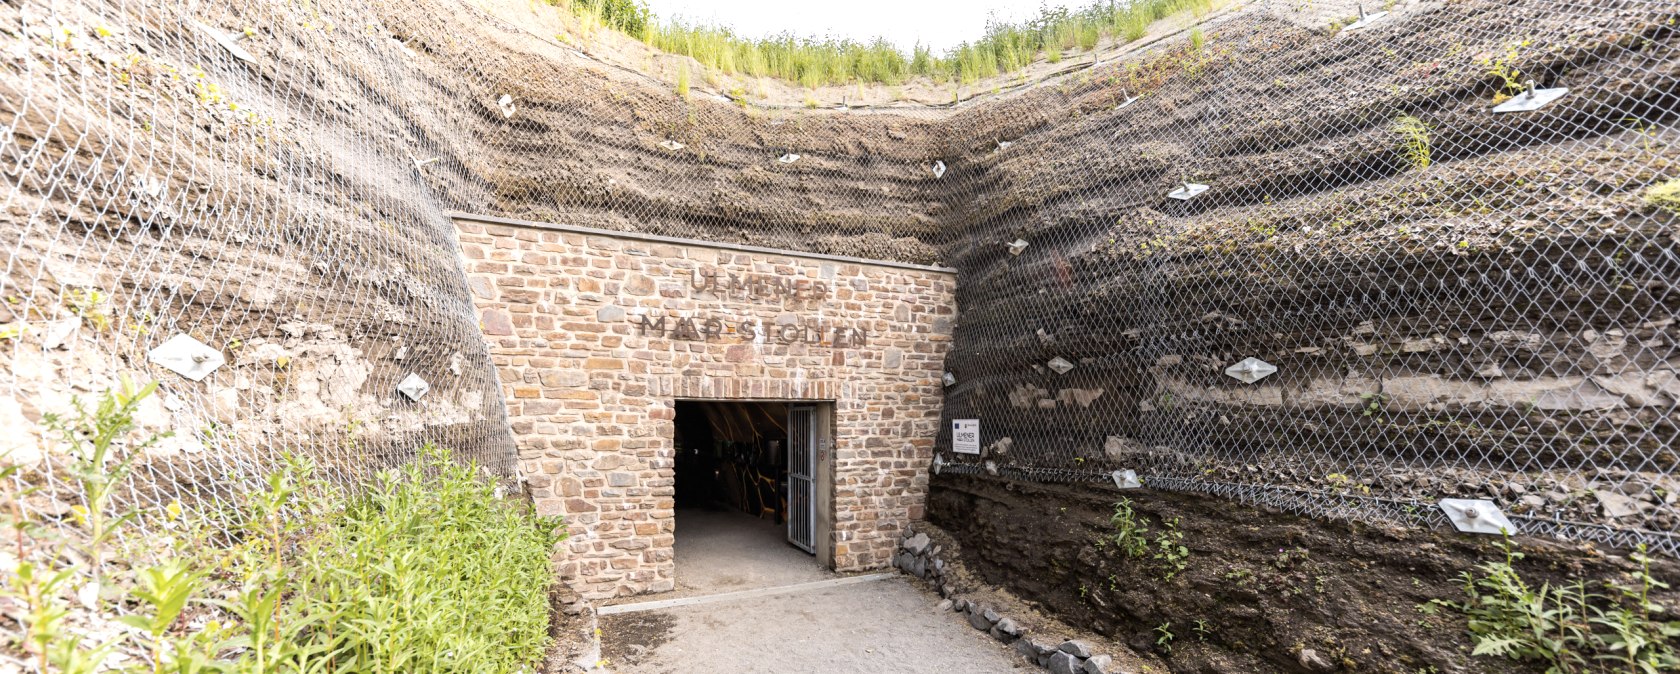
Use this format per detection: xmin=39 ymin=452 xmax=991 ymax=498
xmin=1100 ymin=497 xmax=1152 ymax=559
xmin=3 ymin=385 xmax=566 ymax=674
xmin=278 ymin=447 xmax=566 ymax=673
xmin=559 ymin=0 xmax=652 ymax=36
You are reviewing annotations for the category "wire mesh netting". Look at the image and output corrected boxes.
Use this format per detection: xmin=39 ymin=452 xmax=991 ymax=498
xmin=0 ymin=0 xmax=529 ymax=518
xmin=3 ymin=0 xmax=1678 ymax=555
xmin=932 ymin=0 xmax=1680 ymax=556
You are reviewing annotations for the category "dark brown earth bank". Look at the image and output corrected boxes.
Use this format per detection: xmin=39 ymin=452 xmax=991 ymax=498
xmin=927 ymin=473 xmax=1680 ymax=673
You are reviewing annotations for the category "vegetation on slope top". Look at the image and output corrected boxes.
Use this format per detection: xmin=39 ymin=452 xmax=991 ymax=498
xmin=552 ymin=0 xmax=1219 ymax=88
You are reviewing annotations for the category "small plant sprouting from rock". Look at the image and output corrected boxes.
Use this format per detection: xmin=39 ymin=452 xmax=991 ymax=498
xmin=1645 ymin=179 xmax=1680 ymax=215
xmin=1153 ymin=517 xmax=1189 ymax=581
xmin=1155 ymin=622 xmax=1175 ymax=653
xmin=1359 ymin=392 xmax=1386 ymax=417
xmin=1098 ymin=499 xmax=1191 ymax=581
xmin=62 ymin=287 xmax=112 ymax=331
xmin=1478 ymin=38 xmax=1533 ymax=104
xmin=1099 ymin=497 xmax=1151 ymax=559
xmin=1437 ymin=537 xmax=1679 ymax=671
xmin=1391 ymin=115 xmax=1432 ymax=171
xmin=676 ymin=61 xmax=691 ymax=100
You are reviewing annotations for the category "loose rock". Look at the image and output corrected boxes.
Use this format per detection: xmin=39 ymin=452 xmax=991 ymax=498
xmin=1048 ymin=651 xmax=1084 ymax=674
xmin=1059 ymin=640 xmax=1093 ymax=659
xmin=990 ymin=617 xmax=1022 ymax=641
xmin=1298 ymin=647 xmax=1336 ymax=671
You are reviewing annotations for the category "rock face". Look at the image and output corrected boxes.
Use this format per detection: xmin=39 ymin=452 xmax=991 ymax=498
xmin=928 ymin=0 xmax=1680 ymax=543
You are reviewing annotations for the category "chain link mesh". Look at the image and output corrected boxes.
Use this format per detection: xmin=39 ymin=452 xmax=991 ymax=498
xmin=934 ymin=0 xmax=1680 ymax=556
xmin=3 ymin=0 xmax=1677 ymax=555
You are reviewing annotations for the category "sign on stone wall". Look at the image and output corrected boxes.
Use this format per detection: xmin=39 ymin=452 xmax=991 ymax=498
xmin=952 ymin=419 xmax=980 ymax=455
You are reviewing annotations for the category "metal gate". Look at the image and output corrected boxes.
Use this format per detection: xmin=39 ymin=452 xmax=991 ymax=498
xmin=786 ymin=406 xmax=816 ymax=553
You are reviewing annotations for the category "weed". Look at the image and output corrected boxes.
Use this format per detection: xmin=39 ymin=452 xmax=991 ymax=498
xmin=1156 ymin=622 xmax=1175 ymax=652
xmin=676 ymin=62 xmax=690 ymax=100
xmin=1359 ymin=392 xmax=1387 ymax=417
xmin=1153 ymin=517 xmax=1190 ymax=581
xmin=46 ymin=377 xmax=167 ymax=593
xmin=1441 ymin=537 xmax=1679 ymax=671
xmin=1194 ymin=619 xmax=1211 ymax=641
xmin=62 ymin=287 xmax=111 ymax=331
xmin=119 ymin=560 xmax=202 ymax=669
xmin=1103 ymin=498 xmax=1151 ymax=559
xmin=556 ymin=0 xmax=651 ymax=35
xmin=1478 ymin=38 xmax=1533 ymax=103
xmin=1391 ymin=115 xmax=1432 ymax=171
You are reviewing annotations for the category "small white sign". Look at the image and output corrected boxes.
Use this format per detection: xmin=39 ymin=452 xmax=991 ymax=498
xmin=952 ymin=419 xmax=980 ymax=455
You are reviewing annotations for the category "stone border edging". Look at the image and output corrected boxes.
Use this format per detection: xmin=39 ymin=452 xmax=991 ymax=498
xmin=893 ymin=526 xmax=1127 ymax=674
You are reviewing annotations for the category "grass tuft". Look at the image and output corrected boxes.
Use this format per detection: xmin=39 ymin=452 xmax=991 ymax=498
xmin=1645 ymin=179 xmax=1680 ymax=214
xmin=1391 ymin=114 xmax=1432 ymax=171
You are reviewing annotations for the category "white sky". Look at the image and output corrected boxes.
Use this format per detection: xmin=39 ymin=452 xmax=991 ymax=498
xmin=641 ymin=0 xmax=1091 ymax=53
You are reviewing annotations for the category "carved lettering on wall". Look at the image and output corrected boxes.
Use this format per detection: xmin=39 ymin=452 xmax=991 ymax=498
xmin=616 ymin=266 xmax=871 ymax=347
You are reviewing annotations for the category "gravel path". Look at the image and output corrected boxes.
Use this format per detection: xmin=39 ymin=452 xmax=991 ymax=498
xmin=601 ymin=576 xmax=1027 ymax=673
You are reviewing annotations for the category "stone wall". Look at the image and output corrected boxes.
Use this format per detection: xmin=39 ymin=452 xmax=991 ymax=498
xmin=452 ymin=214 xmax=956 ymax=599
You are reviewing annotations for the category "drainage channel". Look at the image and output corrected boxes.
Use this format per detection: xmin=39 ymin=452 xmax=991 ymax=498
xmin=598 ymin=572 xmax=898 ymax=616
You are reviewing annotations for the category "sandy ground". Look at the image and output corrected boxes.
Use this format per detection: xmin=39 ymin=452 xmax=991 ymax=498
xmin=598 ymin=509 xmax=1026 ymax=673
xmin=603 ymin=578 xmax=1027 ymax=673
